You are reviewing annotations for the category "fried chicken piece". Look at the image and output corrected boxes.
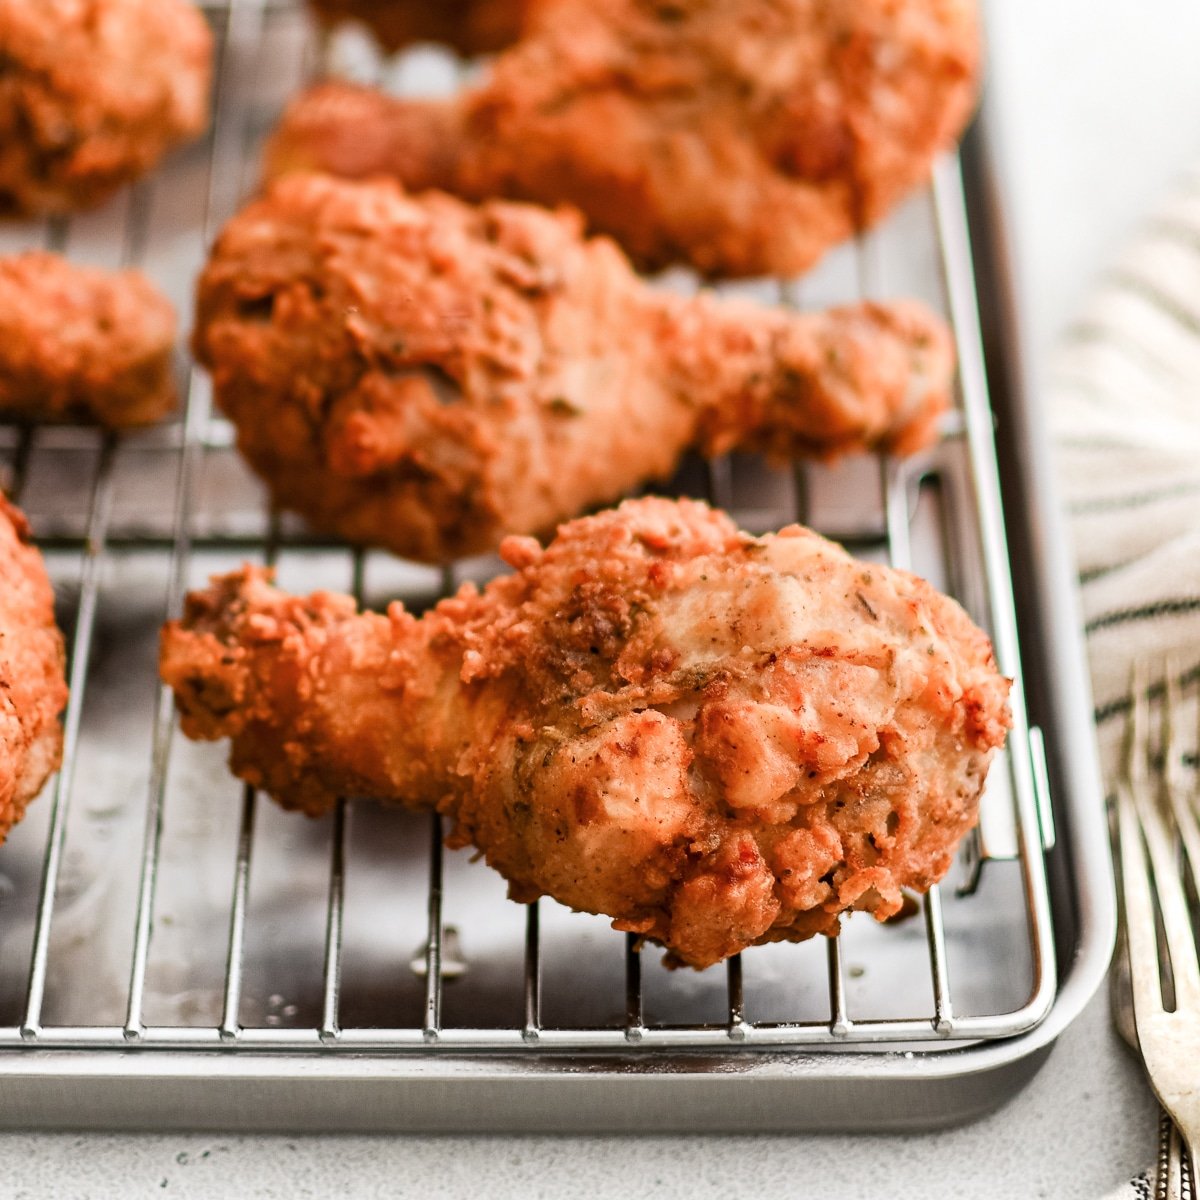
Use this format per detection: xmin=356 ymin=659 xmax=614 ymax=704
xmin=308 ymin=0 xmax=539 ymax=56
xmin=194 ymin=174 xmax=952 ymax=562
xmin=266 ymin=0 xmax=980 ymax=278
xmin=0 ymin=0 xmax=213 ymax=216
xmin=161 ymin=497 xmax=1009 ymax=969
xmin=0 ymin=252 xmax=177 ymax=428
xmin=0 ymin=494 xmax=67 ymax=842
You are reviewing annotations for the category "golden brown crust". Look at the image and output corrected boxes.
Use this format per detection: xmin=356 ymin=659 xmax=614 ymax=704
xmin=194 ymin=174 xmax=953 ymax=561
xmin=0 ymin=0 xmax=213 ymax=216
xmin=307 ymin=0 xmax=540 ymax=56
xmin=0 ymin=252 xmax=177 ymax=428
xmin=161 ymin=496 xmax=1010 ymax=969
xmin=263 ymin=84 xmax=464 ymax=196
xmin=0 ymin=494 xmax=67 ymax=842
xmin=266 ymin=0 xmax=981 ymax=278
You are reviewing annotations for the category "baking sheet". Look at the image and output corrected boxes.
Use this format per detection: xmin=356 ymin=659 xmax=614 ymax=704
xmin=0 ymin=1 xmax=1062 ymax=1091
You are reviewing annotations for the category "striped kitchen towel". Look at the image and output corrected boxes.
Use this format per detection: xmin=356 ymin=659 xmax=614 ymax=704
xmin=1057 ymin=167 xmax=1200 ymax=1200
xmin=1051 ymin=162 xmax=1200 ymax=783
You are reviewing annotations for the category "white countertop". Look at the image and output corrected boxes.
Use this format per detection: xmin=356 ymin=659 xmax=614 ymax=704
xmin=8 ymin=1 xmax=1200 ymax=1195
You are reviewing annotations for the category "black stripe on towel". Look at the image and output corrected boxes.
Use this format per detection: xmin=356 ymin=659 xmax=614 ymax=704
xmin=1059 ymin=319 xmax=1185 ymax=384
xmin=1056 ymin=434 xmax=1137 ymax=452
xmin=1078 ymin=559 xmax=1134 ymax=586
xmin=1085 ymin=596 xmax=1200 ymax=636
xmin=1094 ymin=660 xmax=1200 ymax=725
xmin=1107 ymin=266 xmax=1200 ymax=340
xmin=1144 ymin=214 xmax=1200 ymax=255
xmin=1048 ymin=370 xmax=1130 ymax=412
xmin=1069 ymin=478 xmax=1200 ymax=516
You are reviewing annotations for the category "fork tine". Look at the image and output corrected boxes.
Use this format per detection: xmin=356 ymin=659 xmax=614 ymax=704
xmin=1165 ymin=660 xmax=1188 ymax=792
xmin=1167 ymin=665 xmax=1200 ymax=977
xmin=1177 ymin=775 xmax=1200 ymax=885
xmin=1119 ymin=665 xmax=1165 ymax=1017
xmin=1141 ymin=666 xmax=1200 ymax=1009
xmin=1128 ymin=659 xmax=1151 ymax=792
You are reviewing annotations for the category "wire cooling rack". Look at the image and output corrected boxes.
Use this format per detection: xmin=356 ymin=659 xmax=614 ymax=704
xmin=0 ymin=0 xmax=1057 ymax=1058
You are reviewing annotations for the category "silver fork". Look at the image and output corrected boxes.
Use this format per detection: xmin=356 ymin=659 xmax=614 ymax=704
xmin=1112 ymin=926 xmax=1193 ymax=1199
xmin=1118 ymin=661 xmax=1200 ymax=1190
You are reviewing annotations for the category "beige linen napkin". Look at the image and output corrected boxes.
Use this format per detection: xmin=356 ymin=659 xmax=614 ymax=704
xmin=1053 ymin=166 xmax=1200 ymax=1200
xmin=1053 ymin=163 xmax=1200 ymax=779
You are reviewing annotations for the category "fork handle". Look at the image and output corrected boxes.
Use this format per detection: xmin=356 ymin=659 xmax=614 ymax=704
xmin=1181 ymin=1124 xmax=1194 ymax=1200
xmin=1158 ymin=1108 xmax=1194 ymax=1200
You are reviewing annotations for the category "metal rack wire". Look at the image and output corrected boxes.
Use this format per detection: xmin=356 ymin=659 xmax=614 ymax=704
xmin=0 ymin=0 xmax=1057 ymax=1058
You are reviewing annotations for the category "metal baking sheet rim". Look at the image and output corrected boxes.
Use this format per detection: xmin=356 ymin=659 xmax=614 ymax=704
xmin=0 ymin=1040 xmax=1054 ymax=1133
xmin=0 ymin=104 xmax=1117 ymax=1132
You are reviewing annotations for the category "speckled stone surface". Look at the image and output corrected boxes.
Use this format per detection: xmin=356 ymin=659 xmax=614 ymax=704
xmin=4 ymin=0 xmax=1198 ymax=1194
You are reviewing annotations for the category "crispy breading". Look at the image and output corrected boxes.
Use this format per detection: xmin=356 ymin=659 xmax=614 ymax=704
xmin=0 ymin=0 xmax=212 ymax=215
xmin=0 ymin=494 xmax=67 ymax=842
xmin=160 ymin=496 xmax=1010 ymax=969
xmin=0 ymin=252 xmax=177 ymax=428
xmin=308 ymin=0 xmax=539 ymax=56
xmin=266 ymin=0 xmax=980 ymax=278
xmin=194 ymin=174 xmax=953 ymax=562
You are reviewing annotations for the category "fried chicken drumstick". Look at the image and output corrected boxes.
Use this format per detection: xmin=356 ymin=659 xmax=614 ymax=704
xmin=0 ymin=252 xmax=177 ymax=428
xmin=267 ymin=0 xmax=980 ymax=278
xmin=161 ymin=497 xmax=1009 ymax=969
xmin=194 ymin=174 xmax=953 ymax=562
xmin=0 ymin=0 xmax=212 ymax=216
xmin=308 ymin=0 xmax=538 ymax=56
xmin=0 ymin=495 xmax=67 ymax=842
